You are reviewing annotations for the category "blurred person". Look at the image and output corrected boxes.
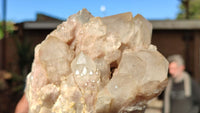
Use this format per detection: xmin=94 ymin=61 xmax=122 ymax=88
xmin=15 ymin=93 xmax=29 ymax=113
xmin=163 ymin=54 xmax=200 ymax=113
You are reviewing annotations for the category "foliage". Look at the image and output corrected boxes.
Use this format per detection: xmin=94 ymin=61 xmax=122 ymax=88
xmin=177 ymin=0 xmax=200 ymax=19
xmin=0 ymin=21 xmax=15 ymax=39
xmin=11 ymin=72 xmax=26 ymax=93
xmin=14 ymin=37 xmax=34 ymax=76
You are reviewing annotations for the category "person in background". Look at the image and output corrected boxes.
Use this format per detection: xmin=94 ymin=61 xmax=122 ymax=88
xmin=163 ymin=54 xmax=200 ymax=113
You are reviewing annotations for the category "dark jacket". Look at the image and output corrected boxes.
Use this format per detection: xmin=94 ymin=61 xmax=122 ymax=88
xmin=163 ymin=72 xmax=200 ymax=113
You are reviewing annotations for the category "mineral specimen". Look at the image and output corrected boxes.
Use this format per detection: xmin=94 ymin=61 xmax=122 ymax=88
xmin=25 ymin=8 xmax=168 ymax=113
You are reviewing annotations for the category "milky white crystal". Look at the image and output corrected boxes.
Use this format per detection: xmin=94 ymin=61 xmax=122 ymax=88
xmin=25 ymin=8 xmax=168 ymax=113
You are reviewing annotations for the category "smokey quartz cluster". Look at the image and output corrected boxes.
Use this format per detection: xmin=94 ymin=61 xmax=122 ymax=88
xmin=25 ymin=9 xmax=168 ymax=113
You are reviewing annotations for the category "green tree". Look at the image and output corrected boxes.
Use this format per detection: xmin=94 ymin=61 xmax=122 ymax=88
xmin=177 ymin=0 xmax=200 ymax=19
xmin=0 ymin=21 xmax=15 ymax=39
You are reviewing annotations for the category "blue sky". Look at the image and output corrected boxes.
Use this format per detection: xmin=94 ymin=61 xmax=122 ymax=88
xmin=1 ymin=0 xmax=180 ymax=23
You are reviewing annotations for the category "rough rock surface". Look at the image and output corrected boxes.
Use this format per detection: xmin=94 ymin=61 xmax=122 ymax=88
xmin=25 ymin=8 xmax=168 ymax=113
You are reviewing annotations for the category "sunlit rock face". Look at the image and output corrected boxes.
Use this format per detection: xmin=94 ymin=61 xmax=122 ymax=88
xmin=25 ymin=8 xmax=168 ymax=113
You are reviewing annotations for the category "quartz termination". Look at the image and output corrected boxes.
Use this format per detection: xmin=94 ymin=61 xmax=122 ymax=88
xmin=25 ymin=8 xmax=168 ymax=113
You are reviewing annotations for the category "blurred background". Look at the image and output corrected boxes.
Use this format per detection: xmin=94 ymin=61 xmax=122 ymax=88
xmin=0 ymin=0 xmax=200 ymax=113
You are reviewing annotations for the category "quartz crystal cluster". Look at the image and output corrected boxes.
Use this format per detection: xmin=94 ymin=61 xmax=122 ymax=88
xmin=25 ymin=9 xmax=168 ymax=113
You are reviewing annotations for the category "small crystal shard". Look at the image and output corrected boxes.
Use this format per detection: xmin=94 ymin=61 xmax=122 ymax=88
xmin=25 ymin=8 xmax=168 ymax=113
